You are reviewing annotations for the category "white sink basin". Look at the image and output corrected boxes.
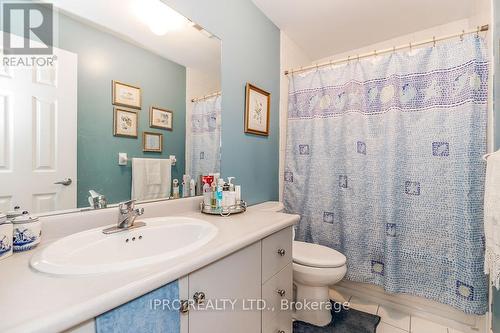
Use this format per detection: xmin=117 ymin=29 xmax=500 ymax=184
xmin=30 ymin=217 xmax=218 ymax=276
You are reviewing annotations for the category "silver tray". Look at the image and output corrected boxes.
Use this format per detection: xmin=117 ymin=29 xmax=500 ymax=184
xmin=200 ymin=201 xmax=247 ymax=217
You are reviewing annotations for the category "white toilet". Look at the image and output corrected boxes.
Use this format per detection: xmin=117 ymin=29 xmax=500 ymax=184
xmin=255 ymin=201 xmax=347 ymax=327
xmin=292 ymin=239 xmax=347 ymax=326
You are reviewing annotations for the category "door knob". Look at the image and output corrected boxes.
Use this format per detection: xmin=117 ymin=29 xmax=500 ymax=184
xmin=54 ymin=178 xmax=72 ymax=186
xmin=193 ymin=291 xmax=206 ymax=305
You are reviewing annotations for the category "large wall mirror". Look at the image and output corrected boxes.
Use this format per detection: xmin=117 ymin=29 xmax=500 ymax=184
xmin=0 ymin=0 xmax=221 ymax=214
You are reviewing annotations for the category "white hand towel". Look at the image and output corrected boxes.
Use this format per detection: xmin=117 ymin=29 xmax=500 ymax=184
xmin=146 ymin=159 xmax=161 ymax=185
xmin=484 ymin=150 xmax=500 ymax=289
xmin=131 ymin=158 xmax=171 ymax=201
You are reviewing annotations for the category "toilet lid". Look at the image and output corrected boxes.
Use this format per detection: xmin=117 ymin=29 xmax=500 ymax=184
xmin=293 ymin=241 xmax=346 ymax=268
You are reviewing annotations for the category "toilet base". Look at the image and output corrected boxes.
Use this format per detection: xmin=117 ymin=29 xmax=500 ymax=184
xmin=293 ymin=282 xmax=332 ymax=327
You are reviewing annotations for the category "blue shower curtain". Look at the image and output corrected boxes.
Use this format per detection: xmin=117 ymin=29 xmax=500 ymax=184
xmin=283 ymin=36 xmax=488 ymax=314
xmin=189 ymin=95 xmax=221 ymax=180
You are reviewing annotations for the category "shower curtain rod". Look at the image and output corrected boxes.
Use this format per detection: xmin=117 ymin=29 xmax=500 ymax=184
xmin=284 ymin=24 xmax=489 ymax=76
xmin=191 ymin=91 xmax=221 ymax=103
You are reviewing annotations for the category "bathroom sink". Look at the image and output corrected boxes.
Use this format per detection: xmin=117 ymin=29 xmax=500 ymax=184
xmin=30 ymin=217 xmax=218 ymax=276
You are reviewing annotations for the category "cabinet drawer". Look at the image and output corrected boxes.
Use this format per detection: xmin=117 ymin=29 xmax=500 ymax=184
xmin=262 ymin=227 xmax=292 ymax=282
xmin=262 ymin=263 xmax=292 ymax=332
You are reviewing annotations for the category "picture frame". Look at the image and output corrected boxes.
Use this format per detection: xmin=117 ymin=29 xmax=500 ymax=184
xmin=143 ymin=132 xmax=163 ymax=153
xmin=244 ymin=83 xmax=270 ymax=136
xmin=112 ymin=80 xmax=141 ymax=109
xmin=113 ymin=108 xmax=138 ymax=138
xmin=150 ymin=106 xmax=173 ymax=130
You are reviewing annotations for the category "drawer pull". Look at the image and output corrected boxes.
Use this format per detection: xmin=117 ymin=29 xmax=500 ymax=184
xmin=193 ymin=291 xmax=206 ymax=305
xmin=276 ymin=289 xmax=286 ymax=297
xmin=277 ymin=248 xmax=286 ymax=256
xmin=277 ymin=330 xmax=285 ymax=333
xmin=180 ymin=300 xmax=189 ymax=313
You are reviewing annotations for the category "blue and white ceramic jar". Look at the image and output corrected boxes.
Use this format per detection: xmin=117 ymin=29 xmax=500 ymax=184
xmin=11 ymin=213 xmax=41 ymax=252
xmin=0 ymin=214 xmax=13 ymax=260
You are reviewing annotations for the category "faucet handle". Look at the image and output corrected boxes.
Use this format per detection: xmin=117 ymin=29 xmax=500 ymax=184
xmin=119 ymin=199 xmax=136 ymax=213
xmin=135 ymin=207 xmax=144 ymax=216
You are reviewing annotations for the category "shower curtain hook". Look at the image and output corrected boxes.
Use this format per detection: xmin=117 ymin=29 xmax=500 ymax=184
xmin=460 ymin=30 xmax=465 ymax=41
xmin=476 ymin=26 xmax=480 ymax=37
xmin=409 ymin=42 xmax=412 ymax=51
xmin=373 ymin=50 xmax=377 ymax=57
xmin=432 ymin=36 xmax=436 ymax=47
xmin=357 ymin=54 xmax=360 ymax=62
xmin=392 ymin=46 xmax=396 ymax=54
xmin=346 ymin=55 xmax=350 ymax=65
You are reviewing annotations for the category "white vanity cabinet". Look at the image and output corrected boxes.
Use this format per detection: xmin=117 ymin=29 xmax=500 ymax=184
xmin=181 ymin=226 xmax=293 ymax=333
xmin=183 ymin=241 xmax=262 ymax=333
xmin=261 ymin=227 xmax=293 ymax=333
xmin=66 ymin=227 xmax=293 ymax=333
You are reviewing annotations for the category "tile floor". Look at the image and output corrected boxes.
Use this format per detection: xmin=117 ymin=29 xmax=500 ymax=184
xmin=330 ymin=289 xmax=473 ymax=333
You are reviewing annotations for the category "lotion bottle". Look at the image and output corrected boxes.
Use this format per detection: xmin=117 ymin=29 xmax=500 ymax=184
xmin=227 ymin=177 xmax=236 ymax=206
xmin=203 ymin=182 xmax=211 ymax=207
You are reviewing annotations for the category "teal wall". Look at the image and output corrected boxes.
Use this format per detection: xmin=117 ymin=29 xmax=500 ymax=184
xmin=164 ymin=0 xmax=281 ymax=205
xmin=58 ymin=14 xmax=186 ymax=207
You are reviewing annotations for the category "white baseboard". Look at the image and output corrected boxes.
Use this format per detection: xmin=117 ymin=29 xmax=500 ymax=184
xmin=334 ymin=280 xmax=489 ymax=333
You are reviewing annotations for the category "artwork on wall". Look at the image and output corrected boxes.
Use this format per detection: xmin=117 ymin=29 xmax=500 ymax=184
xmin=113 ymin=108 xmax=138 ymax=138
xmin=143 ymin=132 xmax=163 ymax=152
xmin=112 ymin=80 xmax=141 ymax=109
xmin=150 ymin=106 xmax=173 ymax=130
xmin=244 ymin=83 xmax=270 ymax=136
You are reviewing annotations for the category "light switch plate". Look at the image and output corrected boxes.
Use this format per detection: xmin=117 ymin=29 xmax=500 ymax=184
xmin=118 ymin=153 xmax=128 ymax=165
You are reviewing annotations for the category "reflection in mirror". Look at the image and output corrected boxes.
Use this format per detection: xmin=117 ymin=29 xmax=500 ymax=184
xmin=0 ymin=0 xmax=221 ymax=214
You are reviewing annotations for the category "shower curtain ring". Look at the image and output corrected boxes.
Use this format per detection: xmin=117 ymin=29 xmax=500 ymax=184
xmin=392 ymin=46 xmax=396 ymax=54
xmin=460 ymin=30 xmax=465 ymax=41
xmin=409 ymin=42 xmax=412 ymax=51
xmin=432 ymin=36 xmax=436 ymax=47
xmin=357 ymin=54 xmax=360 ymax=62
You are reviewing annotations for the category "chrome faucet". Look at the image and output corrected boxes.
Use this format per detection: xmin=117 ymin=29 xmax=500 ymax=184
xmin=88 ymin=190 xmax=107 ymax=209
xmin=102 ymin=200 xmax=145 ymax=234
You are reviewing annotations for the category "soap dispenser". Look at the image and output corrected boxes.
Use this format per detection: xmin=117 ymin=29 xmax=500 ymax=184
xmin=227 ymin=177 xmax=236 ymax=207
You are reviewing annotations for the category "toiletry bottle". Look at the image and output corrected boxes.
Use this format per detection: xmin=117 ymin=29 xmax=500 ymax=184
xmin=222 ymin=180 xmax=230 ymax=208
xmin=227 ymin=177 xmax=236 ymax=207
xmin=173 ymin=179 xmax=179 ymax=199
xmin=203 ymin=182 xmax=211 ymax=207
xmin=190 ymin=179 xmax=196 ymax=197
xmin=235 ymin=185 xmax=241 ymax=204
xmin=210 ymin=181 xmax=217 ymax=209
xmin=216 ymin=179 xmax=224 ymax=209
xmin=182 ymin=175 xmax=190 ymax=198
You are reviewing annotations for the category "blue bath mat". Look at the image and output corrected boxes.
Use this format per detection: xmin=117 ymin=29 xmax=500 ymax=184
xmin=293 ymin=301 xmax=380 ymax=333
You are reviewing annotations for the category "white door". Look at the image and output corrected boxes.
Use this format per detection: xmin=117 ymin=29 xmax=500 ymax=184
xmin=0 ymin=40 xmax=77 ymax=213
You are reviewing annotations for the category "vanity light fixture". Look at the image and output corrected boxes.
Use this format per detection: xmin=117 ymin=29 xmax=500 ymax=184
xmin=132 ymin=0 xmax=187 ymax=36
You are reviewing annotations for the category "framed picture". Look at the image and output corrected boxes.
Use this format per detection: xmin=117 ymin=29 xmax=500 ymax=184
xmin=113 ymin=108 xmax=138 ymax=138
xmin=112 ymin=80 xmax=141 ymax=109
xmin=143 ymin=132 xmax=163 ymax=153
xmin=150 ymin=106 xmax=173 ymax=130
xmin=245 ymin=83 xmax=270 ymax=136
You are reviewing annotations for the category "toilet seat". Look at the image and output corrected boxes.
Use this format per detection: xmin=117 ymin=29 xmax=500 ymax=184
xmin=293 ymin=241 xmax=346 ymax=268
